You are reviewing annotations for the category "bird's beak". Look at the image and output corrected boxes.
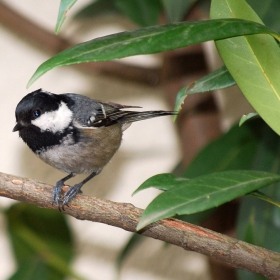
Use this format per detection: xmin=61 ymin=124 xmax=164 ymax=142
xmin=13 ymin=122 xmax=24 ymax=132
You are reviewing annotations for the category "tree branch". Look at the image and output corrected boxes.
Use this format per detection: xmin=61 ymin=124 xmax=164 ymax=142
xmin=1 ymin=172 xmax=279 ymax=279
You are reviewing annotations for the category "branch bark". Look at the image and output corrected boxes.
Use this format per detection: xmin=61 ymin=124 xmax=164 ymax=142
xmin=1 ymin=172 xmax=280 ymax=279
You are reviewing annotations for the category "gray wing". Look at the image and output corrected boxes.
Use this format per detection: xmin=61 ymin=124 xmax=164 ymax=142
xmin=65 ymin=93 xmax=176 ymax=127
xmin=64 ymin=93 xmax=142 ymax=128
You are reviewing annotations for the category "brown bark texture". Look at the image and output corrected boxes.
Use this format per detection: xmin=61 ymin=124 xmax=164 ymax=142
xmin=0 ymin=172 xmax=279 ymax=280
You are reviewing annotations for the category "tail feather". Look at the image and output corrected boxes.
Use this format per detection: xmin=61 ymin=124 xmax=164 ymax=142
xmin=117 ymin=110 xmax=177 ymax=124
xmin=90 ymin=109 xmax=177 ymax=128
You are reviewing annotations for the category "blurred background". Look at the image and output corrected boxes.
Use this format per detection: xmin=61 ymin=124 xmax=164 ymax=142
xmin=0 ymin=0 xmax=257 ymax=280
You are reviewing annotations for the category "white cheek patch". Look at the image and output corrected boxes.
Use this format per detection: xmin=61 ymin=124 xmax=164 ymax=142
xmin=31 ymin=101 xmax=73 ymax=133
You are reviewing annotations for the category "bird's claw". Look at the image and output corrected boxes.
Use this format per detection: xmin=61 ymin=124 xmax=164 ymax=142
xmin=52 ymin=182 xmax=82 ymax=210
xmin=62 ymin=184 xmax=83 ymax=206
xmin=52 ymin=181 xmax=64 ymax=207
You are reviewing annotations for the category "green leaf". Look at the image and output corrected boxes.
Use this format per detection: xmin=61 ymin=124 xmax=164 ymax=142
xmin=186 ymin=65 xmax=235 ymax=94
xmin=185 ymin=121 xmax=262 ymax=178
xmin=237 ymin=125 xmax=280 ymax=253
xmin=236 ymin=207 xmax=262 ymax=280
xmin=239 ymin=112 xmax=258 ymax=126
xmin=137 ymin=170 xmax=280 ymax=230
xmin=247 ymin=0 xmax=280 ymax=32
xmin=174 ymin=65 xmax=236 ymax=114
xmin=116 ymin=234 xmax=144 ymax=271
xmin=161 ymin=0 xmax=197 ymax=22
xmin=9 ymin=258 xmax=58 ymax=280
xmin=250 ymin=191 xmax=280 ymax=208
xmin=6 ymin=203 xmax=83 ymax=280
xmin=176 ymin=208 xmax=216 ymax=225
xmin=180 ymin=119 xmax=263 ymax=225
xmin=211 ymin=0 xmax=280 ymax=136
xmin=74 ymin=0 xmax=118 ymax=19
xmin=237 ymin=196 xmax=280 ymax=280
xmin=243 ymin=208 xmax=257 ymax=245
xmin=55 ymin=0 xmax=77 ymax=34
xmin=133 ymin=173 xmax=187 ymax=195
xmin=135 ymin=121 xmax=262 ymax=226
xmin=116 ymin=0 xmax=162 ymax=27
xmin=27 ymin=19 xmax=280 ymax=87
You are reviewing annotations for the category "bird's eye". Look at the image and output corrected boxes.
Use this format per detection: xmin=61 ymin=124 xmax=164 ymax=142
xmin=33 ymin=109 xmax=41 ymax=118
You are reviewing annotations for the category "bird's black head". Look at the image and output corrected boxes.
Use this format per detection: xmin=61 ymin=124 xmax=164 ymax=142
xmin=13 ymin=89 xmax=63 ymax=131
xmin=13 ymin=89 xmax=74 ymax=152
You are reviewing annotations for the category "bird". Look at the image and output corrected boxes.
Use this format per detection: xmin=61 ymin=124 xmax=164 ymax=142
xmin=13 ymin=89 xmax=176 ymax=208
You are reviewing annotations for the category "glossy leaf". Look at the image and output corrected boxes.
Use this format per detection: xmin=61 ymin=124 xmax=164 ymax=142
xmin=27 ymin=19 xmax=280 ymax=87
xmin=176 ymin=209 xmax=216 ymax=225
xmin=137 ymin=170 xmax=280 ymax=230
xmin=116 ymin=0 xmax=162 ymax=27
xmin=55 ymin=0 xmax=77 ymax=34
xmin=250 ymin=191 xmax=280 ymax=208
xmin=211 ymin=0 xmax=280 ymax=136
xmin=9 ymin=258 xmax=59 ymax=280
xmin=185 ymin=121 xmax=261 ymax=178
xmin=237 ymin=123 xmax=280 ymax=279
xmin=5 ymin=203 xmax=82 ymax=280
xmin=174 ymin=65 xmax=235 ymax=114
xmin=236 ymin=207 xmax=260 ymax=280
xmin=237 ymin=126 xmax=280 ymax=250
xmin=180 ymin=119 xmax=264 ymax=225
xmin=161 ymin=0 xmax=197 ymax=22
xmin=247 ymin=0 xmax=280 ymax=32
xmin=237 ymin=125 xmax=280 ymax=279
xmin=133 ymin=173 xmax=187 ymax=195
xmin=239 ymin=113 xmax=258 ymax=126
xmin=74 ymin=0 xmax=118 ymax=19
xmin=135 ymin=121 xmax=261 ymax=226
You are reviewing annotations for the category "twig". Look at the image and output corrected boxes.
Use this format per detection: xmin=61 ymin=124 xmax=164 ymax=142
xmin=0 ymin=172 xmax=280 ymax=279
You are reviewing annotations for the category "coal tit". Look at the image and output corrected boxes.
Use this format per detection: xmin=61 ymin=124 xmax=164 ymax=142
xmin=13 ymin=89 xmax=176 ymax=208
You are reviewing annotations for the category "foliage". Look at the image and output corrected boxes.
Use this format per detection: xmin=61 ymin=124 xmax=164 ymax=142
xmin=55 ymin=0 xmax=77 ymax=34
xmin=174 ymin=65 xmax=235 ymax=113
xmin=212 ymin=0 xmax=280 ymax=136
xmin=7 ymin=0 xmax=280 ymax=279
xmin=5 ymin=204 xmax=80 ymax=280
xmin=27 ymin=18 xmax=278 ymax=88
xmin=136 ymin=170 xmax=280 ymax=230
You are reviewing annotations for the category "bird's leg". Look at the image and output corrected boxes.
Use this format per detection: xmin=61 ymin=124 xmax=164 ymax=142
xmin=53 ymin=173 xmax=76 ymax=206
xmin=62 ymin=169 xmax=102 ymax=206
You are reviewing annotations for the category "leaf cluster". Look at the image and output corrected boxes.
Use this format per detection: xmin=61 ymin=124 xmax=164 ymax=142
xmin=7 ymin=0 xmax=280 ymax=279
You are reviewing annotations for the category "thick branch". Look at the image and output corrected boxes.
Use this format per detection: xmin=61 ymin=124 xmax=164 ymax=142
xmin=0 ymin=172 xmax=279 ymax=279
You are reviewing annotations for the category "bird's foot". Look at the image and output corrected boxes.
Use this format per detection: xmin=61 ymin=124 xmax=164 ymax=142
xmin=53 ymin=182 xmax=83 ymax=211
xmin=53 ymin=182 xmax=74 ymax=211
xmin=52 ymin=173 xmax=77 ymax=210
xmin=52 ymin=181 xmax=65 ymax=207
xmin=62 ymin=183 xmax=83 ymax=206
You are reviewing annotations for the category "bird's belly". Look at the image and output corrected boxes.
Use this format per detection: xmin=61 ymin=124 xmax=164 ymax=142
xmin=38 ymin=125 xmax=123 ymax=174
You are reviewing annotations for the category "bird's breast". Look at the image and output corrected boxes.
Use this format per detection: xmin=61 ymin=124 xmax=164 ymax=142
xmin=37 ymin=124 xmax=123 ymax=174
